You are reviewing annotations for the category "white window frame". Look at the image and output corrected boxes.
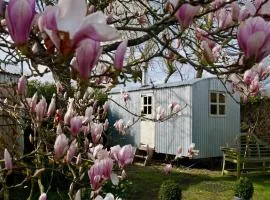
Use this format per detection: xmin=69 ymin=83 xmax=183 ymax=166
xmin=141 ymin=94 xmax=153 ymax=117
xmin=209 ymin=91 xmax=226 ymax=117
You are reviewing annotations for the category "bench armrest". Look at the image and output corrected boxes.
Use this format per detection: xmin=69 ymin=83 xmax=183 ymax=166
xmin=220 ymin=147 xmax=237 ymax=152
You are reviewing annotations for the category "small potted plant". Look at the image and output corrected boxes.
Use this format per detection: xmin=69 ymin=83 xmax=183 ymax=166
xmin=234 ymin=177 xmax=254 ymax=200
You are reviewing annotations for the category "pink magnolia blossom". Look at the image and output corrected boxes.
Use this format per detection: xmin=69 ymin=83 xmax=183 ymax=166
xmin=110 ymin=145 xmax=121 ymax=161
xmin=17 ymin=75 xmax=26 ymax=96
xmin=70 ymin=116 xmax=83 ymax=136
xmin=114 ymin=40 xmax=128 ymax=70
xmin=249 ymin=76 xmax=261 ymax=96
xmin=40 ymin=0 xmax=119 ymax=49
xmin=252 ymin=63 xmax=270 ymax=80
xmin=175 ymin=146 xmax=183 ymax=159
xmin=38 ymin=193 xmax=47 ymax=200
xmin=196 ymin=28 xmax=216 ymax=49
xmin=118 ymin=145 xmax=135 ymax=168
xmin=4 ymin=148 xmax=12 ymax=170
xmin=216 ymin=8 xmax=233 ymax=30
xmin=75 ymin=39 xmax=102 ymax=80
xmin=121 ymin=90 xmax=130 ymax=102
xmin=5 ymin=0 xmax=36 ymax=45
xmin=30 ymin=92 xmax=38 ymax=112
xmin=114 ymin=119 xmax=125 ymax=134
xmin=168 ymin=102 xmax=181 ymax=113
xmin=156 ymin=106 xmax=166 ymax=121
xmin=164 ymin=164 xmax=172 ymax=175
xmin=111 ymin=145 xmax=134 ymax=168
xmin=83 ymin=106 xmax=93 ymax=124
xmin=64 ymin=98 xmax=75 ymax=125
xmin=175 ymin=4 xmax=200 ymax=28
xmin=88 ymin=158 xmax=113 ymax=191
xmin=243 ymin=70 xmax=256 ymax=85
xmin=47 ymin=94 xmax=56 ymax=117
xmin=91 ymin=123 xmax=103 ymax=144
xmin=172 ymin=104 xmax=181 ymax=113
xmin=90 ymin=144 xmax=104 ymax=159
xmin=188 ymin=143 xmax=199 ymax=157
xmin=35 ymin=96 xmax=47 ymax=122
xmin=201 ymin=41 xmax=215 ymax=64
xmin=66 ymin=139 xmax=77 ymax=163
xmin=54 ymin=133 xmax=69 ymax=159
xmin=237 ymin=17 xmax=270 ymax=62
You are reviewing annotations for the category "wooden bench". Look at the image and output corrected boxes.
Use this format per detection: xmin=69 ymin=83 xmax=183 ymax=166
xmin=221 ymin=133 xmax=270 ymax=178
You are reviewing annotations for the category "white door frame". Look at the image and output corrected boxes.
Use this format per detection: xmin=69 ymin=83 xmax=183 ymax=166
xmin=140 ymin=93 xmax=155 ymax=148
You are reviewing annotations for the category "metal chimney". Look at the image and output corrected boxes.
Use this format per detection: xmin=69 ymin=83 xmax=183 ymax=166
xmin=141 ymin=67 xmax=148 ymax=86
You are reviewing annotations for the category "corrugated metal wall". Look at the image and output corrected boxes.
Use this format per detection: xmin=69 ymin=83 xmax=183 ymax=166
xmin=108 ymin=91 xmax=141 ymax=147
xmin=154 ymin=86 xmax=192 ymax=156
xmin=192 ymin=79 xmax=240 ymax=158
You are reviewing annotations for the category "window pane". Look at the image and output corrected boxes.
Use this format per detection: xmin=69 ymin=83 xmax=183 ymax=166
xmin=210 ymin=105 xmax=217 ymax=115
xmin=148 ymin=96 xmax=152 ymax=105
xmin=144 ymin=96 xmax=147 ymax=105
xmin=210 ymin=93 xmax=217 ymax=103
xmin=219 ymin=93 xmax=225 ymax=103
xmin=143 ymin=106 xmax=147 ymax=114
xmin=219 ymin=105 xmax=226 ymax=115
xmin=148 ymin=106 xmax=152 ymax=114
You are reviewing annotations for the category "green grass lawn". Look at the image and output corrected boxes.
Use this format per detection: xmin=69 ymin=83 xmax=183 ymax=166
xmin=126 ymin=163 xmax=270 ymax=200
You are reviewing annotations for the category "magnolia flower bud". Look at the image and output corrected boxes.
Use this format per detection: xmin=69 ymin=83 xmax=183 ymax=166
xmin=17 ymin=75 xmax=26 ymax=96
xmin=4 ymin=149 xmax=12 ymax=170
xmin=47 ymin=94 xmax=56 ymax=117
xmin=38 ymin=193 xmax=47 ymax=200
xmin=32 ymin=42 xmax=39 ymax=53
xmin=70 ymin=116 xmax=83 ymax=136
xmin=35 ymin=96 xmax=47 ymax=122
xmin=54 ymin=133 xmax=69 ymax=159
xmin=114 ymin=40 xmax=128 ymax=70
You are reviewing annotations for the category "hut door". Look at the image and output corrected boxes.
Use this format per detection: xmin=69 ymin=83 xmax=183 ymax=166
xmin=140 ymin=94 xmax=155 ymax=148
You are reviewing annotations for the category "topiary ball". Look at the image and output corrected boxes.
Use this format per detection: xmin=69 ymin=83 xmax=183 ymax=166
xmin=158 ymin=180 xmax=182 ymax=200
xmin=234 ymin=177 xmax=254 ymax=199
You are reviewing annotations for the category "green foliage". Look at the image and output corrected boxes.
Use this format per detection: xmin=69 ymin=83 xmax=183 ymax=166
xmin=27 ymin=80 xmax=56 ymax=103
xmin=93 ymin=88 xmax=108 ymax=105
xmin=158 ymin=180 xmax=182 ymax=200
xmin=102 ymin=179 xmax=133 ymax=199
xmin=234 ymin=177 xmax=254 ymax=199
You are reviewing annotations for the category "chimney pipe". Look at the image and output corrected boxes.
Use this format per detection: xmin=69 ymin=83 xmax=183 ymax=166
xmin=141 ymin=66 xmax=147 ymax=86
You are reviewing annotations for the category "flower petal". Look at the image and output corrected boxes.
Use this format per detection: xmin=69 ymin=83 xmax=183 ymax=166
xmin=246 ymin=32 xmax=265 ymax=59
xmin=73 ymin=23 xmax=119 ymax=45
xmin=57 ymin=0 xmax=86 ymax=38
xmin=114 ymin=40 xmax=128 ymax=70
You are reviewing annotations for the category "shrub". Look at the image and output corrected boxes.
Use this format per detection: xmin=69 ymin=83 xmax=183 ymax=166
xmin=234 ymin=177 xmax=254 ymax=199
xmin=158 ymin=180 xmax=181 ymax=200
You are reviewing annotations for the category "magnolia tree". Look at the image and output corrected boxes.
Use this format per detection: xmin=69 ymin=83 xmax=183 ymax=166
xmin=1 ymin=0 xmax=270 ymax=199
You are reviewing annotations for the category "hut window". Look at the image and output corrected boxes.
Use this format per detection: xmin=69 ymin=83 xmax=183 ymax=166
xmin=141 ymin=95 xmax=152 ymax=115
xmin=210 ymin=92 xmax=226 ymax=116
